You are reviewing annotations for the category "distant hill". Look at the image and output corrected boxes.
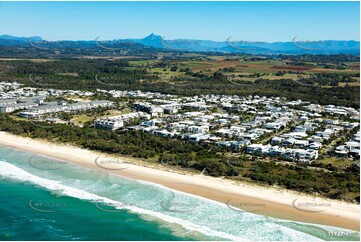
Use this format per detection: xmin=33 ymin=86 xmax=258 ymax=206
xmin=0 ymin=35 xmax=42 ymax=42
xmin=0 ymin=34 xmax=359 ymax=55
xmin=129 ymin=34 xmax=359 ymax=55
xmin=136 ymin=33 xmax=164 ymax=48
xmin=0 ymin=35 xmax=43 ymax=47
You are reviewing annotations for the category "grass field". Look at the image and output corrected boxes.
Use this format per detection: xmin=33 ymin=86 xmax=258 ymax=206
xmin=317 ymin=157 xmax=355 ymax=169
xmin=1 ymin=55 xmax=358 ymax=89
xmin=70 ymin=114 xmax=92 ymax=127
xmin=0 ymin=58 xmax=55 ymax=62
xmin=134 ymin=56 xmax=360 ymax=88
xmin=151 ymin=57 xmax=360 ymax=86
xmin=173 ymin=58 xmax=357 ymax=74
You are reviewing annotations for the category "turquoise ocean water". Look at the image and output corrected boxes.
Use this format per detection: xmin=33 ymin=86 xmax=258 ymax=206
xmin=0 ymin=145 xmax=359 ymax=241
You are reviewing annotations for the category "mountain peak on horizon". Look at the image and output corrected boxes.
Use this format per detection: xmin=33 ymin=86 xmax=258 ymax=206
xmin=139 ymin=33 xmax=163 ymax=48
xmin=143 ymin=33 xmax=161 ymax=39
xmin=0 ymin=34 xmax=359 ymax=55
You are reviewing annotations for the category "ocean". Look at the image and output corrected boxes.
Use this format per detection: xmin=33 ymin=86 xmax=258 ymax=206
xmin=0 ymin=145 xmax=359 ymax=241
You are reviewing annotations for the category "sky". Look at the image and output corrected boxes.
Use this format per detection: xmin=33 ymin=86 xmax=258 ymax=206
xmin=0 ymin=1 xmax=359 ymax=42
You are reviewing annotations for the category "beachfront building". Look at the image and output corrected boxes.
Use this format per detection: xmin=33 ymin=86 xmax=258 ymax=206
xmin=19 ymin=100 xmax=113 ymax=118
xmin=94 ymin=119 xmax=124 ymax=130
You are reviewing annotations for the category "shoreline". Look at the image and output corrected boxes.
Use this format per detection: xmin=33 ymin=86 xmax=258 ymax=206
xmin=0 ymin=131 xmax=359 ymax=231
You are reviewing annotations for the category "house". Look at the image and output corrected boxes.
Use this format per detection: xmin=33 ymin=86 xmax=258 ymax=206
xmin=231 ymin=140 xmax=251 ymax=151
xmin=19 ymin=100 xmax=113 ymax=117
xmin=154 ymin=129 xmax=176 ymax=138
xmin=216 ymin=141 xmax=232 ymax=147
xmin=163 ymin=106 xmax=178 ymax=114
xmin=308 ymin=142 xmax=322 ymax=150
xmin=324 ymin=119 xmax=339 ymax=125
xmin=309 ymin=135 xmax=323 ymax=143
xmin=352 ymin=132 xmax=360 ymax=142
xmin=270 ymin=137 xmax=284 ymax=145
xmin=282 ymin=138 xmax=297 ymax=147
xmin=230 ymin=125 xmax=247 ymax=133
xmin=294 ymin=126 xmax=307 ymax=133
xmin=264 ymin=122 xmax=284 ymax=131
xmin=180 ymin=120 xmax=195 ymax=126
xmin=127 ymin=125 xmax=142 ymax=131
xmin=216 ymin=129 xmax=234 ymax=138
xmin=294 ymin=149 xmax=318 ymax=164
xmin=182 ymin=102 xmax=210 ymax=110
xmin=134 ymin=102 xmax=163 ymax=116
xmin=188 ymin=125 xmax=209 ymax=134
xmin=141 ymin=120 xmax=156 ymax=127
xmin=188 ymin=134 xmax=209 ymax=142
xmin=0 ymin=99 xmax=17 ymax=106
xmin=294 ymin=140 xmax=309 ymax=148
xmin=263 ymin=122 xmax=282 ymax=131
xmin=299 ymin=116 xmax=308 ymax=122
xmin=243 ymin=133 xmax=259 ymax=141
xmin=94 ymin=119 xmax=124 ymax=130
xmin=245 ymin=144 xmax=263 ymax=154
xmin=249 ymin=128 xmax=272 ymax=136
xmin=344 ymin=141 xmax=360 ymax=151
xmin=2 ymin=102 xmax=38 ymax=113
xmin=169 ymin=123 xmax=188 ymax=132
xmin=268 ymin=146 xmax=283 ymax=157
xmin=335 ymin=146 xmax=349 ymax=158
xmin=207 ymin=135 xmax=221 ymax=142
xmin=217 ymin=118 xmax=229 ymax=125
xmin=282 ymin=149 xmax=296 ymax=160
xmin=349 ymin=148 xmax=360 ymax=157
xmin=254 ymin=144 xmax=272 ymax=155
xmin=275 ymin=147 xmax=287 ymax=157
xmin=141 ymin=126 xmax=159 ymax=133
xmin=293 ymin=132 xmax=309 ymax=139
xmin=194 ymin=117 xmax=211 ymax=124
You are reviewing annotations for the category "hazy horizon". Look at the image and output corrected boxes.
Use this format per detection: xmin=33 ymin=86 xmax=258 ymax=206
xmin=0 ymin=1 xmax=359 ymax=42
xmin=1 ymin=33 xmax=360 ymax=43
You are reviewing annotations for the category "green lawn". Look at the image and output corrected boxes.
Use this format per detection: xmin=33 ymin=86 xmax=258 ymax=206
xmin=70 ymin=114 xmax=92 ymax=126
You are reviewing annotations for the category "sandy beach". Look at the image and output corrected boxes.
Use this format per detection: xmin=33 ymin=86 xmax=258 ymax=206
xmin=0 ymin=131 xmax=359 ymax=231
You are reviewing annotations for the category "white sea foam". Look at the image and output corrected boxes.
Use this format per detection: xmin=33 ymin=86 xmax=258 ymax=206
xmin=0 ymin=160 xmax=244 ymax=240
xmin=1 ymin=159 xmax=358 ymax=241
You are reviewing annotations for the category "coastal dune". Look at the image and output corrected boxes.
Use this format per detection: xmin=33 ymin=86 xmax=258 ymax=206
xmin=0 ymin=131 xmax=359 ymax=231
